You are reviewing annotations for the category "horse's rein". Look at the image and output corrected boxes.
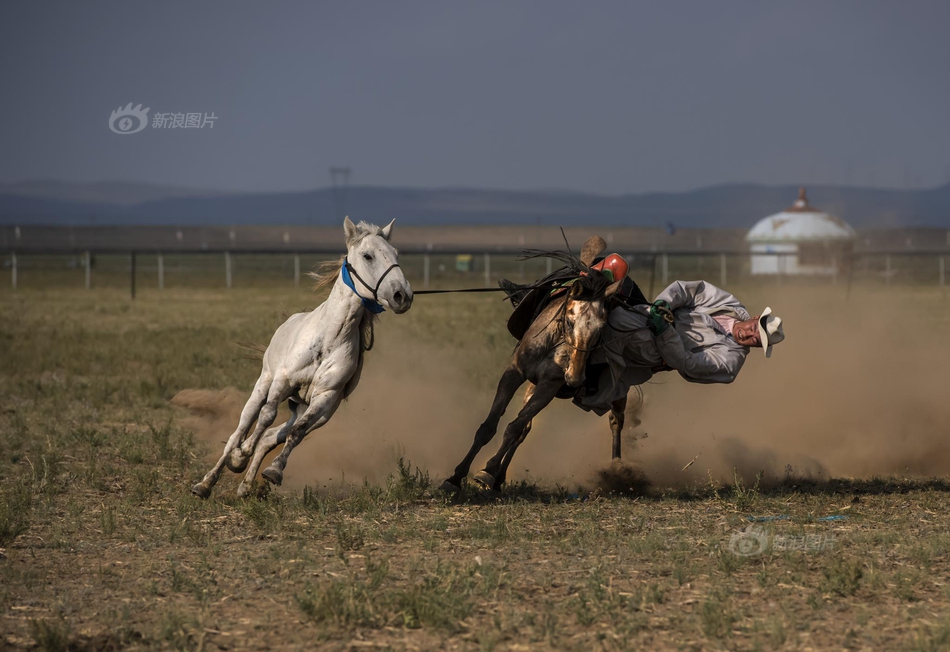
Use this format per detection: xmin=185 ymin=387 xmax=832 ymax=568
xmin=345 ymin=261 xmax=552 ymax=300
xmin=413 ymin=283 xmax=553 ymax=295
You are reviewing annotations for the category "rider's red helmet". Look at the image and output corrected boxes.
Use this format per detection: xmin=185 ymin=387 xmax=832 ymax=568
xmin=591 ymin=254 xmax=628 ymax=283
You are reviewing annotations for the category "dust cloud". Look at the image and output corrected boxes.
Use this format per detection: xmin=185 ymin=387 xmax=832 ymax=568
xmin=174 ymin=285 xmax=950 ymax=492
xmin=171 ymin=387 xmax=249 ymax=442
xmin=172 ymin=333 xmax=493 ymax=491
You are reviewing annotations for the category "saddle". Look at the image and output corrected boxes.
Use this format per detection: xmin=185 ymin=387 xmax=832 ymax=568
xmin=505 ymin=284 xmax=555 ymax=340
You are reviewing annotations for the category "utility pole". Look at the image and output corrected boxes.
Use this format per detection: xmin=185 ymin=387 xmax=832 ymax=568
xmin=329 ymin=166 xmax=352 ymax=222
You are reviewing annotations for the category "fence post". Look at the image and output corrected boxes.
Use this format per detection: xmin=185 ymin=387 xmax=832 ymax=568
xmin=661 ymin=253 xmax=669 ymax=286
xmin=84 ymin=251 xmax=91 ymax=289
xmin=831 ymin=255 xmax=837 ymax=286
xmin=225 ymin=252 xmax=232 ymax=289
xmin=845 ymin=253 xmax=855 ymax=302
xmin=423 ymin=253 xmax=430 ymax=288
xmin=719 ymin=253 xmax=727 ymax=287
xmin=11 ymin=252 xmax=16 ymax=291
xmin=157 ymin=253 xmax=164 ymax=290
xmin=484 ymin=253 xmax=490 ymax=287
xmin=546 ymin=257 xmax=552 ymax=276
xmin=940 ymin=256 xmax=945 ymax=288
xmin=648 ymin=255 xmax=657 ymax=299
xmin=130 ymin=252 xmax=136 ymax=300
xmin=294 ymin=254 xmax=300 ymax=289
xmin=885 ymin=254 xmax=891 ymax=287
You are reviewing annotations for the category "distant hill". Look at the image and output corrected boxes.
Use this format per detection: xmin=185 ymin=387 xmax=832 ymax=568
xmin=1 ymin=181 xmax=948 ymax=228
xmin=0 ymin=180 xmax=233 ymax=206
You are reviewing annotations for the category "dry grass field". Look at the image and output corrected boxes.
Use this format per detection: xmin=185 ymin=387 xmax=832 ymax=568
xmin=2 ymin=265 xmax=950 ymax=651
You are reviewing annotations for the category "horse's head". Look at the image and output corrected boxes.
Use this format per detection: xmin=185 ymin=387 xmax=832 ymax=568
xmin=343 ymin=217 xmax=413 ymax=314
xmin=559 ymin=271 xmax=621 ymax=387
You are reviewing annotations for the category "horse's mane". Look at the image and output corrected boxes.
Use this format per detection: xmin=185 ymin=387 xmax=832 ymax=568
xmin=518 ymin=248 xmax=585 ymax=277
xmin=517 ymin=247 xmax=609 ymax=300
xmin=569 ymin=270 xmax=610 ymax=300
xmin=308 ymin=256 xmax=344 ymax=292
xmin=347 ymin=220 xmax=386 ymax=243
xmin=307 ymin=256 xmax=377 ymax=353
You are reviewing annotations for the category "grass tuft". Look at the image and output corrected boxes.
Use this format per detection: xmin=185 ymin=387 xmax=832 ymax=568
xmin=820 ymin=557 xmax=864 ymax=597
xmin=29 ymin=617 xmax=71 ymax=652
xmin=0 ymin=476 xmax=33 ymax=546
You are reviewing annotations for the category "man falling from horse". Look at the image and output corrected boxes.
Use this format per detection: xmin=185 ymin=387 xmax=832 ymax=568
xmin=500 ymin=243 xmax=785 ymax=410
xmin=483 ymin=240 xmax=786 ymax=484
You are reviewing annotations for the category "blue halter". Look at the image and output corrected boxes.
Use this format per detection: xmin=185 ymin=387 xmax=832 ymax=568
xmin=341 ymin=258 xmax=387 ymax=314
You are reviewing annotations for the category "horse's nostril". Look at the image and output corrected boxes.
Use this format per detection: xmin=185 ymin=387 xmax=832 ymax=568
xmin=394 ymin=291 xmax=404 ymax=304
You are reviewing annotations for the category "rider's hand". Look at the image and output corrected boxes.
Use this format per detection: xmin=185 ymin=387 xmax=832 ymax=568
xmin=647 ymin=299 xmax=674 ymax=335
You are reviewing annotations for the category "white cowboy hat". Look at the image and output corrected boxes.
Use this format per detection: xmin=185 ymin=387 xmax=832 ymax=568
xmin=757 ymin=307 xmax=785 ymax=358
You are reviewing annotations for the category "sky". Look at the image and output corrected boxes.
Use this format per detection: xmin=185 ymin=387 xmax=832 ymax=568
xmin=1 ymin=0 xmax=948 ymax=195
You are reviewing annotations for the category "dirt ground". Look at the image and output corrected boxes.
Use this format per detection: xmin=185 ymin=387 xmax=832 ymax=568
xmin=2 ymin=279 xmax=950 ymax=651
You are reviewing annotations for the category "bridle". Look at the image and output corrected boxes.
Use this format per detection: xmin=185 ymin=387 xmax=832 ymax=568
xmin=342 ymin=257 xmax=402 ymax=314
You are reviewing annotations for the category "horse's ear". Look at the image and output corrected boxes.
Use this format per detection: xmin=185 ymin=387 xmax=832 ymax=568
xmin=380 ymin=218 xmax=395 ymax=241
xmin=570 ymin=281 xmax=584 ymax=298
xmin=343 ymin=216 xmax=358 ymax=246
xmin=580 ymin=236 xmax=607 ymax=267
xmin=605 ymin=279 xmax=622 ymax=298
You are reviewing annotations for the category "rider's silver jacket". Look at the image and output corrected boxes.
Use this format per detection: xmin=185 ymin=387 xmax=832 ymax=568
xmin=654 ymin=280 xmax=752 ymax=384
xmin=578 ymin=280 xmax=752 ymax=414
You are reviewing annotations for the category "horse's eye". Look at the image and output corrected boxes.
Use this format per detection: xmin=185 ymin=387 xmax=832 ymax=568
xmin=363 ymin=253 xmax=373 ymax=261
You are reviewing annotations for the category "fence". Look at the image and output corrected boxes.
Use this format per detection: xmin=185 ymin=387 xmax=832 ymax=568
xmin=2 ymin=249 xmax=948 ymax=298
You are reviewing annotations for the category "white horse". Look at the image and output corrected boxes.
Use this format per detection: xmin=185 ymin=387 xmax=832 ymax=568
xmin=191 ymin=217 xmax=413 ymax=498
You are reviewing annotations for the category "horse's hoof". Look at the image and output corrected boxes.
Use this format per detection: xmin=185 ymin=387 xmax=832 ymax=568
xmin=439 ymin=479 xmax=461 ymax=494
xmin=236 ymin=483 xmax=250 ymax=498
xmin=191 ymin=483 xmax=211 ymax=499
xmin=225 ymin=450 xmax=249 ymax=473
xmin=472 ymin=470 xmax=496 ymax=492
xmin=261 ymin=467 xmax=283 ymax=486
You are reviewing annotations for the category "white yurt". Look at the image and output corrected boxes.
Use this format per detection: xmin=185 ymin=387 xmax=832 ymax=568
xmin=746 ymin=187 xmax=856 ymax=275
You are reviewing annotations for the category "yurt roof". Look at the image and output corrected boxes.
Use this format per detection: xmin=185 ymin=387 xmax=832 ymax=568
xmin=746 ymin=188 xmax=856 ymax=243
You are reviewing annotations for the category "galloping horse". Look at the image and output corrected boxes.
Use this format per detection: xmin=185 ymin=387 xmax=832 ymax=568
xmin=191 ymin=217 xmax=413 ymax=498
xmin=441 ymin=237 xmax=621 ymax=493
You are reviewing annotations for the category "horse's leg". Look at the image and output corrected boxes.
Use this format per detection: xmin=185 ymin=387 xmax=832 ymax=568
xmin=441 ymin=366 xmax=525 ymax=492
xmin=609 ymin=396 xmax=627 ymax=460
xmin=261 ymin=389 xmax=343 ymax=487
xmin=225 ymin=391 xmax=290 ymax=474
xmin=191 ymin=375 xmax=272 ymax=498
xmin=228 ymin=397 xmax=298 ymax=472
xmin=493 ymin=382 xmax=536 ymax=489
xmin=236 ymin=403 xmax=299 ymax=497
xmin=475 ymin=377 xmax=561 ymax=490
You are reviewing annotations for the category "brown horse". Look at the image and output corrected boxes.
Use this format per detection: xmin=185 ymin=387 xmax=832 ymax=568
xmin=441 ymin=238 xmax=622 ymax=493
